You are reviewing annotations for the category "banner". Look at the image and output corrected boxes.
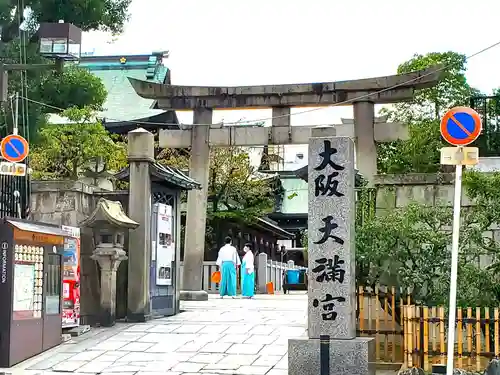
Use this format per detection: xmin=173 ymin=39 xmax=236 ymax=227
xmin=156 ymin=205 xmax=173 ymax=286
xmin=61 ymin=226 xmax=80 ymax=328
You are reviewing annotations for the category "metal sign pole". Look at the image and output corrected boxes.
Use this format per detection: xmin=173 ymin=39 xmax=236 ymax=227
xmin=446 ymin=159 xmax=463 ymax=375
xmin=440 ymin=107 xmax=482 ymax=375
xmin=13 ymin=92 xmax=18 ymax=135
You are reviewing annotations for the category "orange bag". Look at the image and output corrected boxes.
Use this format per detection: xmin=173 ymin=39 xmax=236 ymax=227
xmin=211 ymin=271 xmax=221 ymax=283
xmin=266 ymin=281 xmax=274 ymax=294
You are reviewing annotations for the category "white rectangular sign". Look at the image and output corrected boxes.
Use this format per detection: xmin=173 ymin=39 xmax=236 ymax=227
xmin=0 ymin=162 xmax=26 ymax=176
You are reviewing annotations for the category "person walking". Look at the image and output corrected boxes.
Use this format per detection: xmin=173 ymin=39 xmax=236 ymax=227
xmin=241 ymin=243 xmax=255 ymax=298
xmin=216 ymin=236 xmax=241 ymax=298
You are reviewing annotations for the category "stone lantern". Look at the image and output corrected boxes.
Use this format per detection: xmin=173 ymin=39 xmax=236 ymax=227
xmin=80 ymin=198 xmax=139 ymax=326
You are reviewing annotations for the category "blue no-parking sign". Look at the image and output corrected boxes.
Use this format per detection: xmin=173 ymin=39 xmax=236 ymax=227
xmin=440 ymin=106 xmax=482 ymax=146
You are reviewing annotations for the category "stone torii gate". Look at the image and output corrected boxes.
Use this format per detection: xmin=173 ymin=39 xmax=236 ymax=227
xmin=129 ymin=66 xmax=442 ymax=300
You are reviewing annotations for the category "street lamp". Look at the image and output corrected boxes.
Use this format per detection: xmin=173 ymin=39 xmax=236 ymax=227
xmin=0 ymin=21 xmax=82 ymax=103
xmin=38 ymin=21 xmax=82 ymax=62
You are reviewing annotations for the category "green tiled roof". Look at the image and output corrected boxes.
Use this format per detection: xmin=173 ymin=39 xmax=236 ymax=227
xmin=281 ymin=177 xmax=308 ymax=214
xmin=48 ymin=53 xmax=170 ymax=124
xmin=82 ymin=65 xmax=167 ymax=122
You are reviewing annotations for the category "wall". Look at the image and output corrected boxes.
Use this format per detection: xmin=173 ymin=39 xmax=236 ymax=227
xmin=374 ymin=173 xmax=497 ymax=267
xmin=29 ymin=180 xmax=101 ymax=325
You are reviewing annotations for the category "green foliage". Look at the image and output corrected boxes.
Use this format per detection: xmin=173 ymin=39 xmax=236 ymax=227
xmin=377 ymin=119 xmax=443 ymax=174
xmin=0 ymin=0 xmax=131 ymax=42
xmin=208 ymin=147 xmax=274 ymax=221
xmin=0 ymin=1 xmax=131 ymax=142
xmin=37 ymin=66 xmax=107 ymax=111
xmin=30 ymin=107 xmax=127 ymax=180
xmin=377 ymin=51 xmax=479 ymax=174
xmin=356 ymin=171 xmax=500 ymax=308
xmin=390 ymin=52 xmax=473 ymax=121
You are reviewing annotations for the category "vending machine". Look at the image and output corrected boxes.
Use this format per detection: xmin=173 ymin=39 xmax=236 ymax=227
xmin=61 ymin=226 xmax=80 ymax=329
xmin=0 ymin=218 xmax=66 ymax=367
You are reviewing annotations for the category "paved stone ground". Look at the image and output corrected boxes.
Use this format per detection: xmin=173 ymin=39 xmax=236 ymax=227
xmin=8 ymin=293 xmax=307 ymax=375
xmin=5 ymin=293 xmax=399 ymax=375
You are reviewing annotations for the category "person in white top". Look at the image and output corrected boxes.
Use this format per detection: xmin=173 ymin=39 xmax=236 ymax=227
xmin=216 ymin=236 xmax=241 ymax=298
xmin=240 ymin=243 xmax=255 ymax=298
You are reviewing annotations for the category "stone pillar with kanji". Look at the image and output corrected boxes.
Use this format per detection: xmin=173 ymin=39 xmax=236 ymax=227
xmin=288 ymin=126 xmax=375 ymax=375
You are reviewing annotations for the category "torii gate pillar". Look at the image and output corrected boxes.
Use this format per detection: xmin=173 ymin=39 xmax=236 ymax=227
xmin=353 ymin=100 xmax=377 ymax=185
xmin=181 ymin=109 xmax=212 ymax=301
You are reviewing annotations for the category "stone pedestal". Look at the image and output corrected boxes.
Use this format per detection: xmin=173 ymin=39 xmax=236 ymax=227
xmin=91 ymin=247 xmax=127 ymax=327
xmin=288 ymin=337 xmax=375 ymax=375
xmin=256 ymin=253 xmax=268 ymax=294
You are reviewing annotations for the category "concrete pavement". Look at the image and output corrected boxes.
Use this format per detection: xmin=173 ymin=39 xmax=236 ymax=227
xmin=9 ymin=293 xmax=308 ymax=375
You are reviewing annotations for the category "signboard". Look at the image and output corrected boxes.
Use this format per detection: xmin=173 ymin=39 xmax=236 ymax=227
xmin=440 ymin=106 xmax=482 ymax=146
xmin=0 ymin=134 xmax=29 ymax=163
xmin=155 ymin=204 xmax=173 ymax=286
xmin=0 ymin=162 xmax=26 ymax=176
xmin=61 ymin=226 xmax=80 ymax=328
xmin=440 ymin=106 xmax=482 ymax=375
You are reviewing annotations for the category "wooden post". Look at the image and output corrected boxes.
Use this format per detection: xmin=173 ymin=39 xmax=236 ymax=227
xmin=391 ymin=286 xmax=397 ymax=363
xmin=485 ymin=308 xmax=490 ymax=358
xmin=358 ymin=286 xmax=364 ymax=332
xmin=375 ymin=286 xmax=380 ymax=361
xmin=383 ymin=286 xmax=389 ymax=361
xmin=423 ymin=307 xmax=429 ymax=372
xmin=476 ymin=307 xmax=481 ymax=372
xmin=467 ymin=307 xmax=473 ymax=368
xmin=495 ymin=308 xmax=499 ymax=358
xmin=458 ymin=308 xmax=463 ymax=369
xmin=439 ymin=307 xmax=445 ymax=365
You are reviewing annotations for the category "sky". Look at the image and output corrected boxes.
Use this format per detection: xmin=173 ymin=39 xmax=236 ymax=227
xmin=82 ymin=0 xmax=500 ymax=167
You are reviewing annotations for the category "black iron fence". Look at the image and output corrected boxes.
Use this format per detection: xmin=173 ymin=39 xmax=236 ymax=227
xmin=0 ymin=117 xmax=30 ymax=219
xmin=470 ymin=95 xmax=500 ymax=156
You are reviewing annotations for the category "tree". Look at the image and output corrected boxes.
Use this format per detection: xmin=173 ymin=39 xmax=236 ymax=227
xmin=30 ymin=107 xmax=127 ymax=180
xmin=157 ymin=145 xmax=276 ymax=254
xmin=377 ymin=51 xmax=480 ymax=174
xmin=356 ymin=171 xmax=500 ymax=316
xmin=37 ymin=66 xmax=107 ymax=111
xmin=209 ymin=147 xmax=274 ymax=219
xmin=0 ymin=0 xmax=131 ymax=142
xmin=0 ymin=0 xmax=131 ymax=42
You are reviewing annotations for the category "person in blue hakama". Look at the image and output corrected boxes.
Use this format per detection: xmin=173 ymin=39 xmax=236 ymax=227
xmin=241 ymin=243 xmax=255 ymax=298
xmin=216 ymin=236 xmax=241 ymax=298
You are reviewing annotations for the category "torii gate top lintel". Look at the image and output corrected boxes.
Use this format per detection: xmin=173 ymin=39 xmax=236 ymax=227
xmin=128 ymin=64 xmax=444 ymax=110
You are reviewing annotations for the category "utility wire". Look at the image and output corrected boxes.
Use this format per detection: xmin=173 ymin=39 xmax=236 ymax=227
xmin=20 ymin=39 xmax=500 ymax=127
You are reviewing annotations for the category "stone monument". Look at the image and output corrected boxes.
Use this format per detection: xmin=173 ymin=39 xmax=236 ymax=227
xmin=288 ymin=126 xmax=375 ymax=375
xmin=81 ymin=198 xmax=139 ymax=327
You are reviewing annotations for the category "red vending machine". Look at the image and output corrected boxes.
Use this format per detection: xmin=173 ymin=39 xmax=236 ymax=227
xmin=61 ymin=226 xmax=80 ymax=328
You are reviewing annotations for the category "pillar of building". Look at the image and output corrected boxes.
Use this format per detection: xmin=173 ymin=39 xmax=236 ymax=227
xmin=353 ymin=101 xmax=377 ymax=185
xmin=180 ymin=109 xmax=212 ymax=301
xmin=270 ymin=107 xmax=291 ymax=170
xmin=126 ymin=128 xmax=154 ymax=321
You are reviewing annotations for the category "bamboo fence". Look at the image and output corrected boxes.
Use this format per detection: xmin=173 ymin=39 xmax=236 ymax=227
xmin=403 ymin=305 xmax=500 ymax=372
xmin=356 ymin=285 xmax=500 ymax=372
xmin=357 ymin=286 xmax=406 ymax=364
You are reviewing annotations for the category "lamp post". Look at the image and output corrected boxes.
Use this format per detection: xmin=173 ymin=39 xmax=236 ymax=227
xmin=0 ymin=21 xmax=82 ymax=219
xmin=0 ymin=21 xmax=82 ymax=103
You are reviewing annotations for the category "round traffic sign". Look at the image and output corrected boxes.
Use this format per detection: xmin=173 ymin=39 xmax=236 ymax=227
xmin=0 ymin=134 xmax=29 ymax=163
xmin=440 ymin=106 xmax=482 ymax=146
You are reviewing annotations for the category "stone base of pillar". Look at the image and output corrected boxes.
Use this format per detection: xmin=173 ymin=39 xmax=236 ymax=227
xmin=288 ymin=336 xmax=375 ymax=375
xmin=100 ymin=308 xmax=116 ymax=327
xmin=179 ymin=290 xmax=209 ymax=301
xmin=126 ymin=311 xmax=151 ymax=323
